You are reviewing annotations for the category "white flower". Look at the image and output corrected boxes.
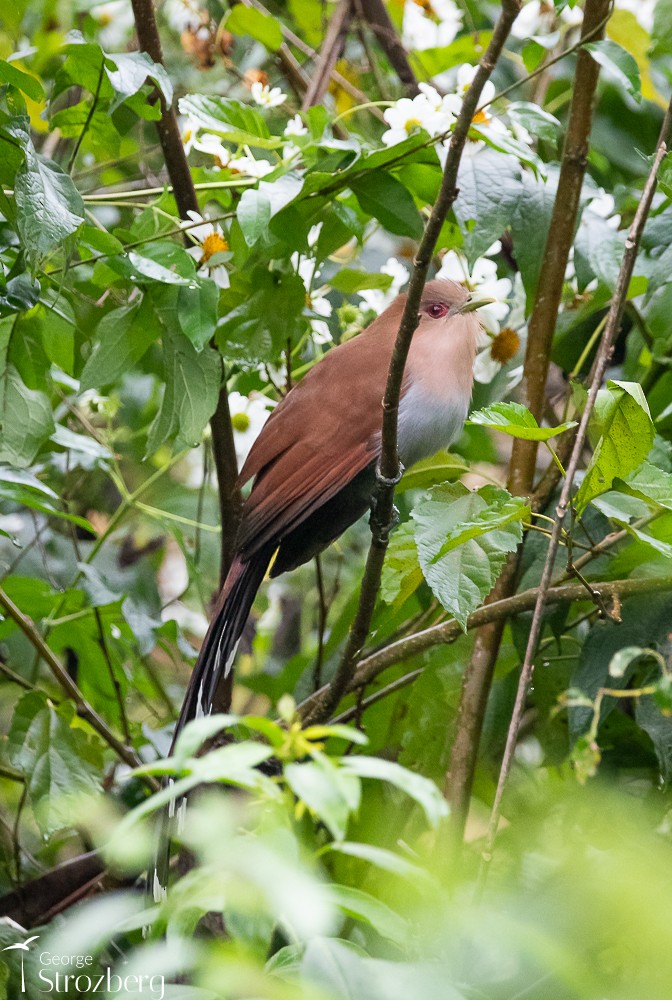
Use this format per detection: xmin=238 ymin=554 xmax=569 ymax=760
xmin=585 ymin=189 xmax=621 ymax=229
xmin=164 ymin=0 xmax=203 ymax=33
xmin=473 ymin=332 xmax=523 ymax=384
xmin=290 ymin=226 xmax=333 ymax=343
xmin=228 ymin=155 xmax=275 ymax=178
xmin=284 ymin=114 xmax=308 ymax=137
xmin=436 ymin=245 xmax=511 ymax=334
xmin=381 ymin=86 xmax=458 ymax=147
xmin=402 ymin=0 xmax=463 ymax=51
xmin=182 ymin=210 xmax=230 ymax=288
xmin=90 ymin=0 xmax=135 ymax=49
xmin=445 ymin=63 xmax=509 ymax=156
xmin=229 ymin=391 xmax=275 ymax=465
xmin=511 ymin=0 xmax=583 ymax=39
xmin=180 ymin=116 xmax=200 ymax=154
xmin=358 ymin=257 xmax=410 ymax=315
xmin=192 ymin=131 xmax=231 ymax=169
xmin=251 ymin=81 xmax=287 ymax=108
xmin=283 ymin=142 xmax=302 ymax=162
xmin=309 ymin=293 xmax=333 ymax=344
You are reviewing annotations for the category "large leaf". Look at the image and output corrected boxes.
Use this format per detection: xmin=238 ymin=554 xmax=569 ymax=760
xmin=575 ymin=381 xmax=655 ymax=516
xmin=380 ymin=522 xmax=423 ymax=607
xmin=454 ymin=151 xmax=523 ymax=265
xmin=145 ymin=328 xmax=221 ymax=454
xmin=339 ymin=756 xmax=448 ymax=827
xmin=585 ymin=40 xmax=641 ymax=101
xmin=0 ymin=364 xmax=54 ymax=466
xmin=285 ymin=756 xmax=360 ymax=841
xmin=0 ymin=465 xmax=94 ymax=531
xmin=412 ymin=483 xmax=528 ymax=629
xmin=80 ymin=297 xmax=162 ymax=390
xmin=616 ymin=460 xmax=672 ymax=509
xmin=350 ymin=171 xmax=423 ymax=239
xmin=178 ymin=94 xmax=280 ymax=149
xmin=237 ymin=176 xmax=303 ymax=247
xmin=216 ymin=266 xmax=306 ymax=362
xmin=510 ymin=168 xmax=559 ymax=310
xmin=104 ymin=51 xmax=173 ymax=110
xmin=326 ymin=885 xmax=408 ymax=947
xmin=468 ymin=401 xmax=577 ymax=440
xmin=7 ymin=692 xmax=104 ymax=834
xmin=226 ymin=5 xmax=283 ymax=50
xmin=13 ymin=124 xmax=85 ymax=270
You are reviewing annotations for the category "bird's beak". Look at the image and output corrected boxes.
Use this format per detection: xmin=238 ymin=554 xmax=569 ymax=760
xmin=460 ymin=297 xmax=497 ymax=313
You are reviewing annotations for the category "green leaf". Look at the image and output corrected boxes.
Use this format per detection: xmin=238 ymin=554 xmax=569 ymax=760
xmin=0 ymin=59 xmax=44 ymax=100
xmin=652 ymin=0 xmax=672 ymax=55
xmin=226 ymin=5 xmax=283 ymax=50
xmin=0 ymin=465 xmax=95 ymax=531
xmin=350 ymin=171 xmax=423 ymax=239
xmin=177 ymin=278 xmax=219 ymax=351
xmin=145 ymin=328 xmax=221 ymax=454
xmin=468 ymin=401 xmax=577 ymax=440
xmin=454 ymin=152 xmax=523 ymax=265
xmin=585 ymin=40 xmax=641 ymax=101
xmin=328 ymin=270 xmax=394 ymax=294
xmin=285 ymin=756 xmax=360 ymax=840
xmin=0 ymin=272 xmax=40 ymax=317
xmin=216 ymin=266 xmax=306 ymax=362
xmin=104 ymin=51 xmax=173 ymax=110
xmin=0 ymin=364 xmax=54 ymax=466
xmin=380 ymin=522 xmax=423 ymax=607
xmin=522 ymin=39 xmax=546 ymax=71
xmin=339 ymin=756 xmax=449 ymax=827
xmin=575 ymin=381 xmax=655 ymax=516
xmin=178 ymin=94 xmax=280 ymax=149
xmin=14 ymin=131 xmax=85 ymax=270
xmin=507 ymin=102 xmax=561 ymax=143
xmin=616 ymin=460 xmax=672 ymax=510
xmin=412 ymin=483 xmax=528 ymax=630
xmin=7 ymin=692 xmax=103 ymax=835
xmin=80 ymin=297 xmax=161 ymax=390
xmin=326 ymin=885 xmax=408 ymax=947
xmin=327 ymin=841 xmax=429 ymax=883
xmin=398 ymin=449 xmax=469 ymax=491
xmin=127 ymin=250 xmax=194 ymax=285
xmin=237 ymin=176 xmax=303 ymax=247
xmin=510 ymin=168 xmax=559 ymax=308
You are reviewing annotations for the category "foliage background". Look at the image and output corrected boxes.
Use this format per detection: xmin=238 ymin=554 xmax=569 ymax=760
xmin=1 ymin=0 xmax=672 ymax=996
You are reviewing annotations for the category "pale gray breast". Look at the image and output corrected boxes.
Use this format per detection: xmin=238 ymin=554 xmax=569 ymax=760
xmin=396 ymin=381 xmax=470 ymax=469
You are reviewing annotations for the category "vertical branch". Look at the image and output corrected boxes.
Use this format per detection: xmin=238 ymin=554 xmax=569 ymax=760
xmin=130 ymin=0 xmax=241 ymax=586
xmin=508 ymin=0 xmax=611 ymax=497
xmin=356 ymin=0 xmax=419 ymax=95
xmin=446 ymin=0 xmax=611 ymax=837
xmin=484 ymin=97 xmax=672 ymax=856
xmin=301 ymin=0 xmax=355 ymax=110
xmin=303 ymin=0 xmax=522 ymax=726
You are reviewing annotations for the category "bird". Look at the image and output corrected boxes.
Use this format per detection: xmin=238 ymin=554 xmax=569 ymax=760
xmin=174 ymin=277 xmax=487 ymax=741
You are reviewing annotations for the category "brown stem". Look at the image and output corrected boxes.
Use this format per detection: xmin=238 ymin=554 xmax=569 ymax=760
xmin=484 ymin=95 xmax=672 ymax=860
xmin=0 ymin=585 xmax=154 ymax=781
xmin=301 ymin=0 xmax=355 ymax=111
xmin=130 ymin=0 xmax=241 ymax=585
xmin=509 ymin=0 xmax=612 ymax=498
xmin=297 ymin=575 xmax=672 ymax=721
xmin=302 ymin=0 xmax=522 ymax=726
xmin=356 ymin=0 xmax=419 ymax=95
xmin=446 ymin=0 xmax=611 ymax=838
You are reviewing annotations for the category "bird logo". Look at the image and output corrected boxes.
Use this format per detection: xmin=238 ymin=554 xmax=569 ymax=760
xmin=2 ymin=935 xmax=39 ymax=993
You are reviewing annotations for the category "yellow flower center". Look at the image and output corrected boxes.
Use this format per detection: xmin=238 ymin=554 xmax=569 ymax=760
xmin=413 ymin=0 xmax=435 ymax=11
xmin=490 ymin=328 xmax=521 ymax=365
xmin=471 ymin=109 xmax=490 ymax=126
xmin=182 ymin=127 xmax=192 ymax=145
xmin=231 ymin=412 xmax=251 ymax=432
xmin=200 ymin=232 xmax=228 ymax=264
xmin=98 ymin=12 xmax=113 ymax=25
xmin=404 ymin=117 xmax=422 ymax=133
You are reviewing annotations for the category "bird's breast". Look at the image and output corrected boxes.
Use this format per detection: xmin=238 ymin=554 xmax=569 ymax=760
xmin=396 ymin=380 xmax=470 ymax=469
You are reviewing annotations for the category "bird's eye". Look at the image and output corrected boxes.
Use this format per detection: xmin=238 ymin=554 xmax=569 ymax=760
xmin=426 ymin=303 xmax=449 ymax=319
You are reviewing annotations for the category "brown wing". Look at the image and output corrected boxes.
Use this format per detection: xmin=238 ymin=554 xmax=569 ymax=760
xmin=236 ymin=298 xmax=405 ymax=557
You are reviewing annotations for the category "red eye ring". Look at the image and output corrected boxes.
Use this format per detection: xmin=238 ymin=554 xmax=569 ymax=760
xmin=426 ymin=303 xmax=449 ymax=319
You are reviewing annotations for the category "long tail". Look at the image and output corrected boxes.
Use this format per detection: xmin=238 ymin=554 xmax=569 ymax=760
xmin=151 ymin=545 xmax=274 ymax=901
xmin=171 ymin=543 xmax=275 ymax=748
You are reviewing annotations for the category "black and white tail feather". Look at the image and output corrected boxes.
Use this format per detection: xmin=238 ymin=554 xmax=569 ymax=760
xmin=150 ymin=544 xmax=275 ymax=900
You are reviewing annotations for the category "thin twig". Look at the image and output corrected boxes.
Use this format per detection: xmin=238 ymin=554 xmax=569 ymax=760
xmin=298 ymin=575 xmax=672 ymax=720
xmin=301 ymin=0 xmax=523 ymax=727
xmin=447 ymin=0 xmax=612 ymax=835
xmin=68 ymin=56 xmax=105 ymax=173
xmin=483 ymin=95 xmax=672 ymax=862
xmin=0 ymin=584 xmax=155 ymax=782
xmin=301 ymin=0 xmax=355 ymax=110
xmin=356 ymin=0 xmax=419 ymax=95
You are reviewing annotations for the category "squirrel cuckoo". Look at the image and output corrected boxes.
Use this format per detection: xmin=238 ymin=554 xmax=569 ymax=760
xmin=175 ymin=278 xmax=485 ymax=739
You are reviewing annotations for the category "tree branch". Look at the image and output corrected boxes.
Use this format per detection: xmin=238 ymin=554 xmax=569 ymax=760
xmin=301 ymin=0 xmax=522 ymax=726
xmin=130 ymin=0 xmax=241 ymax=586
xmin=484 ymin=94 xmax=672 ymax=859
xmin=356 ymin=0 xmax=419 ymax=95
xmin=446 ymin=0 xmax=611 ymax=836
xmin=0 ymin=585 xmax=154 ymax=781
xmin=301 ymin=0 xmax=355 ymax=111
xmin=296 ymin=575 xmax=672 ymax=721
